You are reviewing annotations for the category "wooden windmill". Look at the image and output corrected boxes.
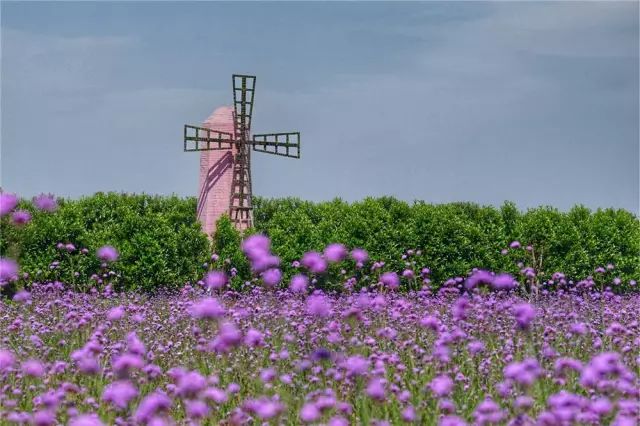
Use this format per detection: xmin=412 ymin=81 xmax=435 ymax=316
xmin=183 ymin=75 xmax=300 ymax=233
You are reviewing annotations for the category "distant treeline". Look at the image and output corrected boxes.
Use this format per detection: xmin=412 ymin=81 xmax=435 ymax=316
xmin=1 ymin=193 xmax=638 ymax=292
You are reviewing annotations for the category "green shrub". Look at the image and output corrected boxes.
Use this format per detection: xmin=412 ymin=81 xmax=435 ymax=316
xmin=246 ymin=197 xmax=639 ymax=290
xmin=2 ymin=193 xmax=638 ymax=292
xmin=0 ymin=192 xmax=210 ymax=292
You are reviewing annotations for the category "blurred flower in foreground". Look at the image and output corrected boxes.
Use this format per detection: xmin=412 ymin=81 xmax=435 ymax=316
xmin=97 ymin=245 xmax=119 ymax=262
xmin=33 ymin=193 xmax=58 ymax=212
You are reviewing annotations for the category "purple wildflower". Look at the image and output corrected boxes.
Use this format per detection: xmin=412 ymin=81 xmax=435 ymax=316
xmin=306 ymin=294 xmax=331 ymax=318
xmin=204 ymin=270 xmax=227 ymax=290
xmin=324 ymin=243 xmax=347 ymax=263
xmin=513 ymin=303 xmax=536 ymax=330
xmin=102 ymin=380 xmax=138 ymax=409
xmin=33 ymin=193 xmax=58 ymax=212
xmin=0 ymin=193 xmax=18 ymax=216
xmin=11 ymin=210 xmax=31 ymax=225
xmin=97 ymin=245 xmax=118 ymax=262
xmin=134 ymin=392 xmax=172 ymax=423
xmin=351 ymin=248 xmax=369 ymax=265
xmin=190 ymin=297 xmax=226 ymax=320
xmin=262 ymin=268 xmax=282 ymax=287
xmin=0 ymin=258 xmax=18 ymax=285
xmin=289 ymin=274 xmax=309 ymax=294
xmin=380 ymin=272 xmax=400 ymax=290
xmin=301 ymin=251 xmax=328 ymax=274
xmin=429 ymin=375 xmax=454 ymax=397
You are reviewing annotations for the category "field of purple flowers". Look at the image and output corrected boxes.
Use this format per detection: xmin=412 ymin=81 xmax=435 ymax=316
xmin=0 ymin=193 xmax=639 ymax=425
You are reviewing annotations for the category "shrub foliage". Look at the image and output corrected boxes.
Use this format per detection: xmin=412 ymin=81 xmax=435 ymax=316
xmin=1 ymin=193 xmax=638 ymax=291
xmin=0 ymin=193 xmax=210 ymax=292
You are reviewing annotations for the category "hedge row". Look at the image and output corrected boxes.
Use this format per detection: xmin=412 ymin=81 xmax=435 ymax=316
xmin=1 ymin=193 xmax=638 ymax=292
xmin=0 ymin=192 xmax=210 ymax=292
xmin=246 ymin=197 xmax=639 ymax=290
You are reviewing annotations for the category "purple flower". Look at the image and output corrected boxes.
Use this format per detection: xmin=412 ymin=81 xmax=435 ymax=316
xmin=344 ymin=355 xmax=369 ymax=376
xmin=204 ymin=270 xmax=227 ymax=290
xmin=112 ymin=354 xmax=144 ymax=376
xmin=127 ymin=332 xmax=146 ymax=356
xmin=185 ymin=400 xmax=209 ymax=419
xmin=210 ymin=321 xmax=243 ymax=353
xmin=492 ymin=273 xmax=517 ymax=291
xmin=302 ymin=251 xmax=328 ymax=274
xmin=329 ymin=418 xmax=350 ymax=426
xmin=177 ymin=371 xmax=207 ymax=397
xmin=244 ymin=397 xmax=285 ymax=420
xmin=439 ymin=416 xmax=468 ymax=426
xmin=203 ymin=387 xmax=228 ymax=404
xmin=32 ymin=410 xmax=56 ymax=426
xmin=134 ymin=392 xmax=172 ymax=423
xmin=466 ymin=270 xmax=493 ymax=290
xmin=473 ymin=398 xmax=505 ymax=425
xmin=468 ymin=340 xmax=486 ymax=355
xmin=380 ymin=272 xmax=400 ymax=290
xmin=260 ymin=368 xmax=277 ymax=383
xmin=0 ymin=193 xmax=18 ymax=216
xmin=0 ymin=349 xmax=16 ymax=372
xmin=0 ymin=258 xmax=19 ymax=285
xmin=513 ymin=303 xmax=536 ymax=330
xmin=22 ymin=359 xmax=45 ymax=377
xmin=590 ymin=397 xmax=612 ymax=416
xmin=242 ymin=234 xmax=280 ymax=272
xmin=402 ymin=269 xmax=415 ymax=279
xmin=242 ymin=234 xmax=270 ymax=257
xmin=244 ymin=328 xmax=265 ymax=348
xmin=69 ymin=414 xmax=104 ymax=426
xmin=509 ymin=241 xmax=521 ymax=249
xmin=11 ymin=210 xmax=31 ymax=225
xmin=12 ymin=290 xmax=31 ymax=303
xmin=102 ymin=380 xmax=138 ymax=409
xmin=106 ymin=306 xmax=125 ymax=321
xmin=300 ymin=403 xmax=321 ymax=423
xmin=190 ymin=297 xmax=226 ymax=320
xmin=324 ymin=243 xmax=347 ymax=263
xmin=402 ymin=405 xmax=417 ymax=422
xmin=429 ymin=375 xmax=454 ymax=397
xmin=97 ymin=245 xmax=118 ymax=262
xmin=33 ymin=193 xmax=58 ymax=212
xmin=306 ymin=294 xmax=332 ymax=318
xmin=76 ymin=355 xmax=101 ymax=375
xmin=351 ymin=248 xmax=369 ymax=265
xmin=262 ymin=268 xmax=282 ymax=287
xmin=503 ymin=358 xmax=542 ymax=387
xmin=366 ymin=377 xmax=386 ymax=401
xmin=289 ymin=274 xmax=309 ymax=294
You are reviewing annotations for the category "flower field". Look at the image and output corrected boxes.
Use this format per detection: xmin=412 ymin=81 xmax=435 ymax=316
xmin=0 ymin=193 xmax=639 ymax=425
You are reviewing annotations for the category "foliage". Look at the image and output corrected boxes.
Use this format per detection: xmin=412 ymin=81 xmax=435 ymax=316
xmin=247 ymin=197 xmax=639 ymax=290
xmin=0 ymin=192 xmax=210 ymax=292
xmin=2 ymin=193 xmax=638 ymax=292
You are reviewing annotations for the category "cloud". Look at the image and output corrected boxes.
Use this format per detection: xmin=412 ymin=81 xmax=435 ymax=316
xmin=1 ymin=3 xmax=638 ymax=213
xmin=2 ymin=29 xmax=137 ymax=96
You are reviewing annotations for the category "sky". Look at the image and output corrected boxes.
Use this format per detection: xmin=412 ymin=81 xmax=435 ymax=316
xmin=1 ymin=1 xmax=638 ymax=213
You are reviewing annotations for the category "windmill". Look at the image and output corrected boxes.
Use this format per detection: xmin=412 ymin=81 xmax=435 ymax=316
xmin=183 ymin=75 xmax=300 ymax=232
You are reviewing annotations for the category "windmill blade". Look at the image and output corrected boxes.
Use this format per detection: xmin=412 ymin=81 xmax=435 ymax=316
xmin=252 ymin=132 xmax=300 ymax=159
xmin=232 ymin=74 xmax=256 ymax=139
xmin=184 ymin=124 xmax=234 ymax=151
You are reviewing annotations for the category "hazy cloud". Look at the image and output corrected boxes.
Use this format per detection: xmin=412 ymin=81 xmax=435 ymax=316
xmin=1 ymin=2 xmax=637 ymax=212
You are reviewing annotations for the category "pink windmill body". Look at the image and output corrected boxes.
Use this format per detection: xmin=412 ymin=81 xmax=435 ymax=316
xmin=184 ymin=75 xmax=301 ymax=237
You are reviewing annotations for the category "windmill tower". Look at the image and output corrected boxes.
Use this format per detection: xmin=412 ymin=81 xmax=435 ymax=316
xmin=184 ymin=75 xmax=300 ymax=236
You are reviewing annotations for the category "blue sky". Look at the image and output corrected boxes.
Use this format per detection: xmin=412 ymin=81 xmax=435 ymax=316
xmin=1 ymin=2 xmax=638 ymax=212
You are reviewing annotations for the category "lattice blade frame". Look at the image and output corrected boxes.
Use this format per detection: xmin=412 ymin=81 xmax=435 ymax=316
xmin=252 ymin=132 xmax=300 ymax=158
xmin=232 ymin=74 xmax=256 ymax=139
xmin=184 ymin=125 xmax=235 ymax=151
